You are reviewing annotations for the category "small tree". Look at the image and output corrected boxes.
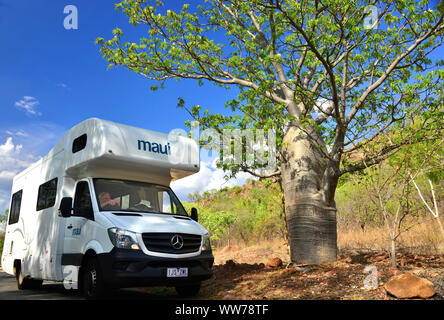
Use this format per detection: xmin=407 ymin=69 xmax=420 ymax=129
xmin=365 ymin=162 xmax=413 ymax=267
xmin=362 ymin=130 xmax=442 ymax=267
xmin=199 ymin=210 xmax=237 ymax=247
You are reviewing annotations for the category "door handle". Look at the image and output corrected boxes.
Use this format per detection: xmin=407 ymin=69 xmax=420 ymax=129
xmin=67 ymin=225 xmax=73 ymax=229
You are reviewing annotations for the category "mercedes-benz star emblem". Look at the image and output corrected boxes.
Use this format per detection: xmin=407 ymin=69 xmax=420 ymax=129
xmin=171 ymin=235 xmax=184 ymax=250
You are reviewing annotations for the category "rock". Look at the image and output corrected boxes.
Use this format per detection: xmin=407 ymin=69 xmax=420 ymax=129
xmin=384 ymin=273 xmax=435 ymax=299
xmin=225 ymin=260 xmax=236 ymax=268
xmin=267 ymin=257 xmax=283 ymax=268
xmin=294 ymin=266 xmax=308 ymax=272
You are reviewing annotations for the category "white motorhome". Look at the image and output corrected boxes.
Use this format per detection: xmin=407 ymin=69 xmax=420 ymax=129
xmin=1 ymin=118 xmax=213 ymax=299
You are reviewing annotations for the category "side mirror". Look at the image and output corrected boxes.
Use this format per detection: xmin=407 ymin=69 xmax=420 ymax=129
xmin=59 ymin=197 xmax=73 ymax=218
xmin=190 ymin=207 xmax=198 ymax=222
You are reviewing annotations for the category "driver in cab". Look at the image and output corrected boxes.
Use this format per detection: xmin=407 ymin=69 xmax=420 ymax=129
xmin=98 ymin=192 xmax=121 ymax=211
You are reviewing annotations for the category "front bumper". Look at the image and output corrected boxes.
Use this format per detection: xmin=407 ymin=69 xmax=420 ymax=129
xmin=97 ymin=248 xmax=214 ymax=288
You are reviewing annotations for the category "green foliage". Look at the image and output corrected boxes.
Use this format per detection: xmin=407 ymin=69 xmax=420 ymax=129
xmin=0 ymin=210 xmax=5 ymax=262
xmin=0 ymin=234 xmax=4 ymax=261
xmin=183 ymin=179 xmax=286 ymax=247
xmin=0 ymin=209 xmax=7 ymax=223
xmin=336 ymin=121 xmax=443 ymax=231
xmin=335 ymin=176 xmax=383 ymax=228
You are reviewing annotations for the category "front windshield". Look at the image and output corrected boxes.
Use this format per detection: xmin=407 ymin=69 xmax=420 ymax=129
xmin=93 ymin=178 xmax=188 ymax=216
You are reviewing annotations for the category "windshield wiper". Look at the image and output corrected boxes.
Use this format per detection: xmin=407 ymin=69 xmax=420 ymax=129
xmin=111 ymin=212 xmax=142 ymax=217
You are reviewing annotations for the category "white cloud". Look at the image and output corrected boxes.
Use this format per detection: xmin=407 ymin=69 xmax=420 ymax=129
xmin=57 ymin=83 xmax=71 ymax=90
xmin=0 ymin=122 xmax=65 ymax=213
xmin=171 ymin=156 xmax=254 ymax=201
xmin=14 ymin=96 xmax=41 ymax=116
xmin=5 ymin=129 xmax=28 ymax=137
xmin=0 ymin=137 xmax=38 ymax=212
xmin=311 ymin=98 xmax=332 ymax=119
xmin=0 ymin=137 xmax=36 ymax=189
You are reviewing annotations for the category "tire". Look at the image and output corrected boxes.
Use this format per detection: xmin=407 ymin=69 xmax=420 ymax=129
xmin=82 ymin=257 xmax=106 ymax=300
xmin=16 ymin=264 xmax=40 ymax=290
xmin=28 ymin=279 xmax=43 ymax=290
xmin=175 ymin=283 xmax=201 ymax=297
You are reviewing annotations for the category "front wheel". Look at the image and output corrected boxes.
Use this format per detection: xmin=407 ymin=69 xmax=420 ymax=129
xmin=82 ymin=257 xmax=106 ymax=299
xmin=175 ymin=283 xmax=201 ymax=297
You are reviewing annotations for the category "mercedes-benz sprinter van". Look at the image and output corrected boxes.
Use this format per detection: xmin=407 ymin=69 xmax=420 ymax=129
xmin=1 ymin=118 xmax=213 ymax=299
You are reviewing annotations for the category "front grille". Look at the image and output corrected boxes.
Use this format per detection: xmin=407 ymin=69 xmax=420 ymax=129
xmin=142 ymin=233 xmax=202 ymax=254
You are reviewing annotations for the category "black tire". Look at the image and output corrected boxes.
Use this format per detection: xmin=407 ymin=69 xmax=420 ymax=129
xmin=16 ymin=264 xmax=41 ymax=290
xmin=82 ymin=257 xmax=106 ymax=300
xmin=28 ymin=279 xmax=43 ymax=290
xmin=175 ymin=283 xmax=201 ymax=297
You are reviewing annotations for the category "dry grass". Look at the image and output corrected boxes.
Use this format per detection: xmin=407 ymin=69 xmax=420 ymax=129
xmin=212 ymin=218 xmax=444 ymax=264
xmin=338 ymin=218 xmax=444 ymax=255
xmin=213 ymin=238 xmax=290 ymax=265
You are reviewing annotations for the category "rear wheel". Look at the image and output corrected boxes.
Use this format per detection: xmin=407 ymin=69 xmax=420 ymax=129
xmin=15 ymin=263 xmax=42 ymax=290
xmin=175 ymin=283 xmax=201 ymax=297
xmin=82 ymin=257 xmax=106 ymax=300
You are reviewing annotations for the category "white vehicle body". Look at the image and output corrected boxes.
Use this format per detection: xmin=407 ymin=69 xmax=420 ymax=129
xmin=1 ymin=118 xmax=213 ymax=295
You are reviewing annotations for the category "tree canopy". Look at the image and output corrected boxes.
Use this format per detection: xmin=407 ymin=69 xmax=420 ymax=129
xmin=97 ymin=0 xmax=443 ymax=179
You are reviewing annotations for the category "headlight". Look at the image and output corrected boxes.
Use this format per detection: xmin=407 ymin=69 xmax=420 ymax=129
xmin=202 ymin=233 xmax=211 ymax=251
xmin=108 ymin=228 xmax=140 ymax=250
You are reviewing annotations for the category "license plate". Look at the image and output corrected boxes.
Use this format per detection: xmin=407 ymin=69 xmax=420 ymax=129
xmin=167 ymin=268 xmax=188 ymax=278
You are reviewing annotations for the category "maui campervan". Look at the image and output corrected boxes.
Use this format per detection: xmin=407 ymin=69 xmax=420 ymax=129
xmin=1 ymin=118 xmax=213 ymax=299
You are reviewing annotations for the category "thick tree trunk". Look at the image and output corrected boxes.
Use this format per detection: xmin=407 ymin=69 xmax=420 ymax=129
xmin=281 ymin=126 xmax=338 ymax=264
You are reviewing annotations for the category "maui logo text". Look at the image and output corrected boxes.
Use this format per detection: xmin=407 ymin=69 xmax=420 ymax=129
xmin=137 ymin=140 xmax=171 ymax=155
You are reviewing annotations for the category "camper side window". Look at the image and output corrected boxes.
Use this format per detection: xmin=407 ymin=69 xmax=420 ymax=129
xmin=36 ymin=178 xmax=58 ymax=211
xmin=72 ymin=134 xmax=87 ymax=153
xmin=8 ymin=190 xmax=23 ymax=225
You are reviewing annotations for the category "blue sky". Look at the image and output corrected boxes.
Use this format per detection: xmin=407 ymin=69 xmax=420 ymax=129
xmin=0 ymin=0 xmax=250 ymax=213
